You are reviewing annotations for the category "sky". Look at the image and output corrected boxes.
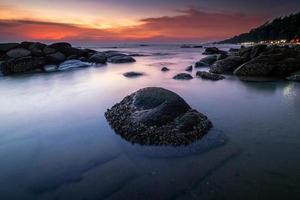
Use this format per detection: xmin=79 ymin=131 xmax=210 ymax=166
xmin=0 ymin=0 xmax=299 ymax=43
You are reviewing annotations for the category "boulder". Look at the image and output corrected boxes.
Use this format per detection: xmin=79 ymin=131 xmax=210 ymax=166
xmin=196 ymin=71 xmax=224 ymax=81
xmin=6 ymin=48 xmax=31 ymax=58
xmin=89 ymin=53 xmax=107 ymax=64
xmin=199 ymin=55 xmax=217 ymax=65
xmin=173 ymin=73 xmax=193 ymax=80
xmin=210 ymin=56 xmax=245 ymax=74
xmin=161 ymin=67 xmax=170 ymax=71
xmin=203 ymin=47 xmax=227 ymax=55
xmin=193 ymin=45 xmax=203 ymax=48
xmin=185 ymin=65 xmax=193 ymax=72
xmin=0 ymin=57 xmax=46 ymax=75
xmin=107 ymin=55 xmax=136 ymax=63
xmin=105 ymin=87 xmax=212 ymax=145
xmin=123 ymin=71 xmax=144 ymax=78
xmin=43 ymin=47 xmax=57 ymax=55
xmin=0 ymin=43 xmax=19 ymax=52
xmin=48 ymin=42 xmax=72 ymax=50
xmin=195 ymin=61 xmax=209 ymax=68
xmin=234 ymin=54 xmax=300 ymax=77
xmin=47 ymin=52 xmax=66 ymax=64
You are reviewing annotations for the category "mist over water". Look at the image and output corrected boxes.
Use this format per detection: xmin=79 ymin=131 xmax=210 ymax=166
xmin=0 ymin=44 xmax=299 ymax=200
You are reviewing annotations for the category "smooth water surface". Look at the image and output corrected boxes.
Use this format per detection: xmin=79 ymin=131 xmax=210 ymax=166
xmin=0 ymin=44 xmax=299 ymax=200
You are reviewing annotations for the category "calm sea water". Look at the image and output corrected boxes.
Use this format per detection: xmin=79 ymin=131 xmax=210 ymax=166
xmin=0 ymin=44 xmax=299 ymax=200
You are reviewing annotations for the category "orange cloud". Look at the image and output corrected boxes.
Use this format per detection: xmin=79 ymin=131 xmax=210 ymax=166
xmin=0 ymin=9 xmax=267 ymax=42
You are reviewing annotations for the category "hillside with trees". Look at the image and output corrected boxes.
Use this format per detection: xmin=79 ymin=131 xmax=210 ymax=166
xmin=219 ymin=12 xmax=300 ymax=44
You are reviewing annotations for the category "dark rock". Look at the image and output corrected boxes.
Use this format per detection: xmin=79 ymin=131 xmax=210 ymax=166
xmin=43 ymin=47 xmax=57 ymax=55
xmin=181 ymin=44 xmax=192 ymax=48
xmin=108 ymin=55 xmax=135 ymax=63
xmin=105 ymin=87 xmax=212 ymax=145
xmin=234 ymin=54 xmax=300 ymax=77
xmin=89 ymin=53 xmax=107 ymax=64
xmin=6 ymin=48 xmax=31 ymax=58
xmin=0 ymin=56 xmax=46 ymax=75
xmin=60 ymin=47 xmax=87 ymax=57
xmin=173 ymin=73 xmax=193 ymax=80
xmin=47 ymin=52 xmax=66 ymax=64
xmin=217 ymin=53 xmax=228 ymax=60
xmin=48 ymin=42 xmax=72 ymax=50
xmin=0 ymin=43 xmax=19 ymax=52
xmin=185 ymin=65 xmax=193 ymax=72
xmin=195 ymin=61 xmax=209 ymax=68
xmin=199 ymin=55 xmax=217 ymax=65
xmin=79 ymin=57 xmax=89 ymax=62
xmin=161 ymin=67 xmax=170 ymax=71
xmin=193 ymin=45 xmax=203 ymax=48
xmin=196 ymin=71 xmax=225 ymax=81
xmin=210 ymin=56 xmax=245 ymax=74
xmin=203 ymin=47 xmax=227 ymax=55
xmin=123 ymin=71 xmax=144 ymax=77
xmin=250 ymin=45 xmax=267 ymax=59
xmin=67 ymin=55 xmax=78 ymax=60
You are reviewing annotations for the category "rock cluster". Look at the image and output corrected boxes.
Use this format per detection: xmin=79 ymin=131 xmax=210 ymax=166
xmin=0 ymin=42 xmax=136 ymax=75
xmin=196 ymin=45 xmax=300 ymax=81
xmin=105 ymin=87 xmax=212 ymax=145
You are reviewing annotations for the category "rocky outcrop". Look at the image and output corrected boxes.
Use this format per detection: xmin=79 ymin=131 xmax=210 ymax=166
xmin=0 ymin=41 xmax=137 ymax=75
xmin=196 ymin=71 xmax=224 ymax=81
xmin=105 ymin=87 xmax=212 ymax=145
xmin=210 ymin=56 xmax=245 ymax=74
xmin=173 ymin=73 xmax=193 ymax=80
xmin=123 ymin=71 xmax=144 ymax=77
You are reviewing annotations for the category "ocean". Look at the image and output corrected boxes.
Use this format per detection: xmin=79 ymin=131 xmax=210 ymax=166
xmin=0 ymin=44 xmax=299 ymax=199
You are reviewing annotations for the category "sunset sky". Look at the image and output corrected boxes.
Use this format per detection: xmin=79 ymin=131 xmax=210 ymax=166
xmin=0 ymin=0 xmax=299 ymax=43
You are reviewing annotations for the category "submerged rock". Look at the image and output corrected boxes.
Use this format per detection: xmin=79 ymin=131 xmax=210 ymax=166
xmin=123 ymin=71 xmax=144 ymax=77
xmin=108 ymin=55 xmax=136 ymax=63
xmin=161 ymin=67 xmax=170 ymax=71
xmin=173 ymin=73 xmax=193 ymax=80
xmin=105 ymin=87 xmax=212 ymax=145
xmin=196 ymin=71 xmax=224 ymax=81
